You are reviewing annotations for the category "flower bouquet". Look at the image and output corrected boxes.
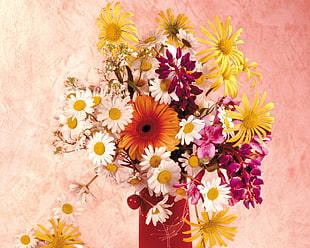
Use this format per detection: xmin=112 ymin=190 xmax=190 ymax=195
xmin=20 ymin=2 xmax=274 ymax=248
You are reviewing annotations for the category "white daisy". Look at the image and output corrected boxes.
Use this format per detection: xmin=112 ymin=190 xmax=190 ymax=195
xmin=92 ymin=87 xmax=105 ymax=109
xmin=145 ymin=195 xmax=173 ymax=226
xmin=140 ymin=145 xmax=171 ymax=174
xmin=138 ymin=30 xmax=168 ymax=49
xmin=65 ymin=89 xmax=94 ymax=120
xmin=131 ymin=56 xmax=159 ymax=80
xmin=148 ymin=160 xmax=181 ymax=196
xmin=96 ymin=162 xmax=119 ymax=177
xmin=87 ymin=131 xmax=116 ymax=166
xmin=97 ymin=96 xmax=133 ymax=133
xmin=53 ymin=195 xmax=83 ymax=223
xmin=177 ymin=28 xmax=200 ymax=55
xmin=176 ymin=115 xmax=205 ymax=145
xmin=149 ymin=77 xmax=179 ymax=104
xmin=218 ymin=106 xmax=235 ymax=138
xmin=198 ymin=177 xmax=231 ymax=212
xmin=178 ymin=151 xmax=202 ymax=176
xmin=127 ymin=171 xmax=148 ymax=192
xmin=170 ymin=187 xmax=187 ymax=202
xmin=69 ymin=182 xmax=96 ymax=204
xmin=59 ymin=114 xmax=88 ymax=142
xmin=195 ymin=62 xmax=211 ymax=89
xmin=15 ymin=230 xmax=38 ymax=248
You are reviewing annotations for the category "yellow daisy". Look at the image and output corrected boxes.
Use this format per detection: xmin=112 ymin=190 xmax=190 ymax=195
xmin=240 ymin=58 xmax=263 ymax=88
xmin=183 ymin=208 xmax=238 ymax=248
xmin=156 ymin=8 xmax=193 ymax=47
xmin=96 ymin=2 xmax=139 ymax=50
xmin=34 ymin=219 xmax=83 ymax=248
xmin=207 ymin=65 xmax=242 ymax=98
xmin=224 ymin=92 xmax=274 ymax=146
xmin=196 ymin=16 xmax=244 ymax=73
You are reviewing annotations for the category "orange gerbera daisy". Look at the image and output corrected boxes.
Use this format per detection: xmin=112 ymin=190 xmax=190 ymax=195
xmin=118 ymin=95 xmax=180 ymax=160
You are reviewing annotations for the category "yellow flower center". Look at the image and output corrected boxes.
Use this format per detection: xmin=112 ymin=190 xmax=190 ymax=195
xmin=218 ymin=38 xmax=233 ymax=55
xmin=53 ymin=238 xmax=65 ymax=248
xmin=144 ymin=36 xmax=157 ymax=43
xmin=141 ymin=61 xmax=152 ymax=71
xmin=160 ymin=79 xmax=171 ymax=92
xmin=203 ymin=221 xmax=218 ymax=233
xmin=207 ymin=187 xmax=219 ymax=201
xmin=93 ymin=96 xmax=102 ymax=107
xmin=152 ymin=208 xmax=160 ymax=214
xmin=175 ymin=188 xmax=186 ymax=196
xmin=150 ymin=155 xmax=162 ymax=168
xmin=243 ymin=112 xmax=258 ymax=129
xmin=129 ymin=177 xmax=141 ymax=185
xmin=106 ymin=23 xmax=122 ymax=41
xmin=67 ymin=117 xmax=77 ymax=129
xmin=20 ymin=235 xmax=31 ymax=245
xmin=62 ymin=203 xmax=74 ymax=214
xmin=183 ymin=123 xmax=194 ymax=133
xmin=109 ymin=108 xmax=121 ymax=120
xmin=106 ymin=163 xmax=118 ymax=173
xmin=94 ymin=142 xmax=105 ymax=155
xmin=74 ymin=100 xmax=86 ymax=111
xmin=167 ymin=24 xmax=179 ymax=35
xmin=188 ymin=155 xmax=199 ymax=168
xmin=157 ymin=170 xmax=172 ymax=184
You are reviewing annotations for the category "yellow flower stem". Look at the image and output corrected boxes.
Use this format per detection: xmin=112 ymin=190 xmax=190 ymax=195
xmin=205 ymin=87 xmax=213 ymax=98
xmin=153 ymin=44 xmax=166 ymax=57
xmin=138 ymin=194 xmax=156 ymax=208
xmin=181 ymin=172 xmax=203 ymax=185
xmin=88 ymin=113 xmax=99 ymax=122
xmin=194 ymin=205 xmax=200 ymax=223
xmin=86 ymin=174 xmax=98 ymax=187
xmin=152 ymin=47 xmax=160 ymax=57
xmin=54 ymin=131 xmax=76 ymax=146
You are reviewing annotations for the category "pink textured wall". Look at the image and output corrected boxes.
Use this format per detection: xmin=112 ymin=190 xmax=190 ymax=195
xmin=0 ymin=0 xmax=309 ymax=247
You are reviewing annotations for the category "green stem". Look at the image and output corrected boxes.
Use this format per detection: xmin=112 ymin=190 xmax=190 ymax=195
xmin=86 ymin=174 xmax=98 ymax=188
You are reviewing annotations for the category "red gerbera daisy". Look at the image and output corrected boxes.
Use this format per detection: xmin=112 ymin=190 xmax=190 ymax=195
xmin=118 ymin=95 xmax=180 ymax=160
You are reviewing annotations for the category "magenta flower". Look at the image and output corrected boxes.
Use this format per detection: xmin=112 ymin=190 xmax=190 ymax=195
xmin=174 ymin=169 xmax=205 ymax=205
xmin=249 ymin=134 xmax=271 ymax=161
xmin=194 ymin=117 xmax=225 ymax=159
xmin=155 ymin=47 xmax=202 ymax=116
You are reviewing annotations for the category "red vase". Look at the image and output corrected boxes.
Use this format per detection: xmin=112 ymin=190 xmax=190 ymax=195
xmin=139 ymin=189 xmax=192 ymax=248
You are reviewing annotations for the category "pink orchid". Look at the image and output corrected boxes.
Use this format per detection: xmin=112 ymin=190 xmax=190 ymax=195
xmin=194 ymin=117 xmax=225 ymax=159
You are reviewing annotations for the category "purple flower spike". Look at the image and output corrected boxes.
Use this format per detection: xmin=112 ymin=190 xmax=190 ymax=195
xmin=176 ymin=47 xmax=182 ymax=59
xmin=253 ymin=178 xmax=264 ymax=185
xmin=251 ymin=168 xmax=261 ymax=176
xmin=230 ymin=177 xmax=243 ymax=188
xmin=227 ymin=163 xmax=241 ymax=173
xmin=155 ymin=47 xmax=202 ymax=116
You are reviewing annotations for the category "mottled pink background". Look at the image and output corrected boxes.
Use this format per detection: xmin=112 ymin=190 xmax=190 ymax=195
xmin=0 ymin=0 xmax=309 ymax=247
